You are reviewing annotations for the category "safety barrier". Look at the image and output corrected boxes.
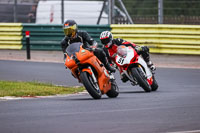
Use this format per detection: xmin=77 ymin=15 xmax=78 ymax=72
xmin=111 ymin=24 xmax=200 ymax=55
xmin=0 ymin=23 xmax=23 ymax=49
xmin=22 ymin=24 xmax=63 ymax=50
xmin=0 ymin=23 xmax=200 ymax=55
xmin=22 ymin=24 xmax=110 ymax=50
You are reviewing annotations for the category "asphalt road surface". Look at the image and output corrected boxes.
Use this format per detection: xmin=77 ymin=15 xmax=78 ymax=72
xmin=0 ymin=60 xmax=200 ymax=133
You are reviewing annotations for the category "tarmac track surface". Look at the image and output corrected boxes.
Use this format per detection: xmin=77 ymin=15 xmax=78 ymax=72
xmin=0 ymin=60 xmax=200 ymax=133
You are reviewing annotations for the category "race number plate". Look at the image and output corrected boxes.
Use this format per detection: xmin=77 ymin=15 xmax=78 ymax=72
xmin=116 ymin=57 xmax=125 ymax=65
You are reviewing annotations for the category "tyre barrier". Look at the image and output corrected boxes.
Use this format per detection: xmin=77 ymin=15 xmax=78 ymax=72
xmin=0 ymin=23 xmax=200 ymax=55
xmin=0 ymin=23 xmax=23 ymax=49
xmin=21 ymin=24 xmax=110 ymax=50
xmin=111 ymin=24 xmax=200 ymax=55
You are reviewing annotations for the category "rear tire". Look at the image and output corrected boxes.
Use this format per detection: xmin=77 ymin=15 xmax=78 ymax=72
xmin=131 ymin=67 xmax=151 ymax=92
xmin=106 ymin=80 xmax=119 ymax=98
xmin=151 ymin=75 xmax=158 ymax=91
xmin=80 ymin=71 xmax=102 ymax=99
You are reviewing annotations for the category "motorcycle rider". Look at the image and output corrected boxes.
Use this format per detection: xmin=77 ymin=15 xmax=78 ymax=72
xmin=100 ymin=31 xmax=156 ymax=81
xmin=61 ymin=20 xmax=115 ymax=73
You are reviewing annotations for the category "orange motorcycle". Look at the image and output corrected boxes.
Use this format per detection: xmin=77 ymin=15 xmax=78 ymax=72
xmin=64 ymin=42 xmax=119 ymax=99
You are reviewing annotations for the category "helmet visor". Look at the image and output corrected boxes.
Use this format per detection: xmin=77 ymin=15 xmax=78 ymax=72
xmin=63 ymin=24 xmax=77 ymax=37
xmin=101 ymin=38 xmax=110 ymax=45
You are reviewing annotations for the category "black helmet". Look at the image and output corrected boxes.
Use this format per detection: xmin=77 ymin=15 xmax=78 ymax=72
xmin=100 ymin=31 xmax=113 ymax=47
xmin=63 ymin=20 xmax=77 ymax=38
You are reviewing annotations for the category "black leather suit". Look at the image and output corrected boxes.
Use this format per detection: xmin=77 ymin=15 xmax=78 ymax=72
xmin=61 ymin=30 xmax=110 ymax=69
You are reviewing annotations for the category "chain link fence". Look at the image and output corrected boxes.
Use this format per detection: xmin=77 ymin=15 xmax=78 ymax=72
xmin=117 ymin=0 xmax=200 ymax=24
xmin=0 ymin=0 xmax=38 ymax=23
xmin=0 ymin=0 xmax=200 ymax=24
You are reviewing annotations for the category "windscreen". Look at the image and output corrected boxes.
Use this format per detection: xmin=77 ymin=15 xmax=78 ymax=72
xmin=66 ymin=42 xmax=82 ymax=56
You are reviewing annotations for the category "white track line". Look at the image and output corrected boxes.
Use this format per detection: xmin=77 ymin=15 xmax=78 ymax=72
xmin=167 ymin=130 xmax=200 ymax=133
xmin=0 ymin=91 xmax=88 ymax=101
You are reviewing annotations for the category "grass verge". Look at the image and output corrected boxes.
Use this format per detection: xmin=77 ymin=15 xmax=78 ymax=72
xmin=0 ymin=80 xmax=85 ymax=97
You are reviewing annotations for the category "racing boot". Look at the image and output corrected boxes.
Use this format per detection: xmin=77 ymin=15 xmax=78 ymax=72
xmin=120 ymin=72 xmax=128 ymax=82
xmin=147 ymin=61 xmax=156 ymax=71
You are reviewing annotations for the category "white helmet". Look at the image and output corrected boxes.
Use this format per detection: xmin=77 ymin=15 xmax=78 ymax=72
xmin=100 ymin=31 xmax=113 ymax=47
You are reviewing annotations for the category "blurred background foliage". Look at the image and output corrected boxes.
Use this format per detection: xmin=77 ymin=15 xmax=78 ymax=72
xmin=116 ymin=0 xmax=200 ymax=24
xmin=120 ymin=0 xmax=200 ymax=16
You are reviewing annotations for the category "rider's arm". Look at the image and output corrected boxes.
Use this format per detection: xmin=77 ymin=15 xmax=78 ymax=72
xmin=60 ymin=37 xmax=69 ymax=53
xmin=81 ymin=31 xmax=97 ymax=47
xmin=114 ymin=38 xmax=136 ymax=48
xmin=103 ymin=47 xmax=113 ymax=64
xmin=115 ymin=38 xmax=149 ymax=54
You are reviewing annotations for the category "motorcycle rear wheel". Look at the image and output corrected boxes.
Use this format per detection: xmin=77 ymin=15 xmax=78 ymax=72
xmin=106 ymin=79 xmax=119 ymax=98
xmin=131 ymin=67 xmax=151 ymax=92
xmin=80 ymin=71 xmax=102 ymax=99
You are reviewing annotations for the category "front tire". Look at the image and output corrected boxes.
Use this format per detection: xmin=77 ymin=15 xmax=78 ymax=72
xmin=131 ymin=67 xmax=151 ymax=92
xmin=80 ymin=71 xmax=102 ymax=99
xmin=151 ymin=75 xmax=158 ymax=91
xmin=106 ymin=80 xmax=119 ymax=98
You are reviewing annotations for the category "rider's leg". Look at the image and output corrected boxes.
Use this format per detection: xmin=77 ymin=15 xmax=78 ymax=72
xmin=137 ymin=46 xmax=156 ymax=71
xmin=93 ymin=48 xmax=115 ymax=73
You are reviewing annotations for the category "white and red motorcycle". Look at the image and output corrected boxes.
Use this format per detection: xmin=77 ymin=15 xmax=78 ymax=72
xmin=114 ymin=45 xmax=158 ymax=92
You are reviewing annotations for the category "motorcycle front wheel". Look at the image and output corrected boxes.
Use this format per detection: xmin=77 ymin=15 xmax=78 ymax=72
xmin=151 ymin=75 xmax=158 ymax=91
xmin=80 ymin=71 xmax=102 ymax=99
xmin=131 ymin=67 xmax=151 ymax=92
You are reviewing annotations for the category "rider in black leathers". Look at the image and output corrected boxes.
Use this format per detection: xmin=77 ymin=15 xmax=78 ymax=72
xmin=60 ymin=20 xmax=115 ymax=73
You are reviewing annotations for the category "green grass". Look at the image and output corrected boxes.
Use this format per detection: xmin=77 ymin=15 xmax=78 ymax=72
xmin=0 ymin=80 xmax=85 ymax=97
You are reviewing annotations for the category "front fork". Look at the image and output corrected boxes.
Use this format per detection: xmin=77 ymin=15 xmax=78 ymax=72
xmin=82 ymin=66 xmax=101 ymax=91
xmin=122 ymin=64 xmax=148 ymax=86
xmin=128 ymin=65 xmax=153 ymax=86
xmin=122 ymin=69 xmax=138 ymax=85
